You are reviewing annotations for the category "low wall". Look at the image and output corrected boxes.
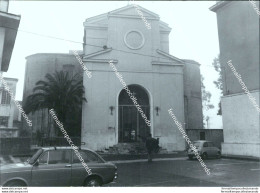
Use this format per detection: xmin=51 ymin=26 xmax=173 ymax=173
xmin=0 ymin=137 xmax=81 ymax=156
xmin=39 ymin=137 xmax=81 ymax=147
xmin=186 ymin=129 xmax=224 ymax=149
xmin=0 ymin=137 xmax=31 ymax=155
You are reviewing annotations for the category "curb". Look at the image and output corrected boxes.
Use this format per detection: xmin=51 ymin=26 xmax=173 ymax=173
xmin=111 ymin=157 xmax=187 ymax=164
xmin=221 ymin=155 xmax=260 ymax=162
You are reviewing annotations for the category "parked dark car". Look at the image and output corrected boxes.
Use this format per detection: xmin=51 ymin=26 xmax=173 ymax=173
xmin=187 ymin=140 xmax=221 ymax=160
xmin=0 ymin=147 xmax=117 ymax=187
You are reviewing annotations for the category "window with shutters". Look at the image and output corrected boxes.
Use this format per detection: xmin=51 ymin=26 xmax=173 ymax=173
xmin=0 ymin=116 xmax=9 ymax=127
xmin=1 ymin=90 xmax=11 ymax=104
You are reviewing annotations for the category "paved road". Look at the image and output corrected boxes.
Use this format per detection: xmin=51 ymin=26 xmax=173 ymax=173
xmin=1 ymin=155 xmax=259 ymax=187
xmin=104 ymin=157 xmax=260 ymax=187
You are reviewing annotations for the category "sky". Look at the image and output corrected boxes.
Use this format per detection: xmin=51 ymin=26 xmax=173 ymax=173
xmin=5 ymin=1 xmax=223 ymax=128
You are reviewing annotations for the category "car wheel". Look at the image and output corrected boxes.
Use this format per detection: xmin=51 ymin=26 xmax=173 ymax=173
xmin=202 ymin=152 xmax=208 ymax=160
xmin=4 ymin=180 xmax=26 ymax=187
xmin=84 ymin=177 xmax=102 ymax=187
xmin=216 ymin=152 xmax=221 ymax=159
xmin=188 ymin=155 xmax=193 ymax=160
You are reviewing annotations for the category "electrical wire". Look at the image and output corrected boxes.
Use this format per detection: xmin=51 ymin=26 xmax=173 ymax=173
xmin=1 ymin=25 xmax=218 ymax=67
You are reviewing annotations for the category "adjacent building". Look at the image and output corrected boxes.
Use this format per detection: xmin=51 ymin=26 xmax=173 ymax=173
xmin=210 ymin=1 xmax=260 ymax=158
xmin=22 ymin=53 xmax=83 ymax=138
xmin=0 ymin=0 xmax=21 ymax=137
xmin=0 ymin=0 xmax=20 ymax=72
xmin=0 ymin=77 xmax=19 ymax=137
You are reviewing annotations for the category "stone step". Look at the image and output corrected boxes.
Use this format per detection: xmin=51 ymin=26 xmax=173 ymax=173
xmin=109 ymin=142 xmax=147 ymax=154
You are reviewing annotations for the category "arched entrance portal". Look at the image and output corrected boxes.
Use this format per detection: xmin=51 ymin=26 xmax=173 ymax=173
xmin=118 ymin=85 xmax=150 ymax=142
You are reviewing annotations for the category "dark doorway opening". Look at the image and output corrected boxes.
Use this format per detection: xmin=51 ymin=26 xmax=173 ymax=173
xmin=200 ymin=132 xmax=206 ymax=140
xmin=118 ymin=85 xmax=150 ymax=143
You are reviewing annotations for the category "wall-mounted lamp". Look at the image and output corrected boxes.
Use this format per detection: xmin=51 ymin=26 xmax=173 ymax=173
xmin=155 ymin=106 xmax=160 ymax=116
xmin=108 ymin=127 xmax=115 ymax=130
xmin=109 ymin=106 xmax=115 ymax=115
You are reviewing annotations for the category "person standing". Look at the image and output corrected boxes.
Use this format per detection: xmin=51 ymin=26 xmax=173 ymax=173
xmin=145 ymin=134 xmax=159 ymax=162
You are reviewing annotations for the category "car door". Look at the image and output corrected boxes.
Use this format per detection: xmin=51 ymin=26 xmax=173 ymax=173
xmin=71 ymin=150 xmax=105 ymax=186
xmin=208 ymin=142 xmax=218 ymax=156
xmin=71 ymin=150 xmax=89 ymax=186
xmin=206 ymin=142 xmax=215 ymax=156
xmin=202 ymin=142 xmax=211 ymax=156
xmin=31 ymin=149 xmax=72 ymax=186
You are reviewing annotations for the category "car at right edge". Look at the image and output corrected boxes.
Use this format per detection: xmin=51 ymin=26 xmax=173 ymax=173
xmin=187 ymin=140 xmax=221 ymax=160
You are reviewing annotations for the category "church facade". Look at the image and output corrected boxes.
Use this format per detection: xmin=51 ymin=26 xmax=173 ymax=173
xmin=81 ymin=5 xmax=203 ymax=151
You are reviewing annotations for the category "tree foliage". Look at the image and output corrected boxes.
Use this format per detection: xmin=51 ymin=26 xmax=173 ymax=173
xmin=201 ymin=75 xmax=214 ymax=129
xmin=23 ymin=71 xmax=86 ymax=137
xmin=212 ymin=55 xmax=223 ymax=115
xmin=201 ymin=75 xmax=215 ymax=111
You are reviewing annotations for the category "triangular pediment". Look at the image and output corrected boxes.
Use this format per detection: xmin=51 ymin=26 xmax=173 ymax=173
xmin=108 ymin=4 xmax=160 ymax=20
xmin=84 ymin=4 xmax=160 ymax=27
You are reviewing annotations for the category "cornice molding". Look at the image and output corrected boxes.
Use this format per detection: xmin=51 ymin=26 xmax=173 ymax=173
xmin=84 ymin=25 xmax=108 ymax=30
xmin=83 ymin=59 xmax=118 ymax=63
xmin=83 ymin=48 xmax=112 ymax=59
xmin=151 ymin=61 xmax=183 ymax=66
xmin=156 ymin=49 xmax=185 ymax=64
xmin=108 ymin=13 xmax=159 ymax=21
xmin=209 ymin=1 xmax=232 ymax=12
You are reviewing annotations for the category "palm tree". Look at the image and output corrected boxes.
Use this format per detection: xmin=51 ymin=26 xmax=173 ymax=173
xmin=24 ymin=71 xmax=86 ymax=137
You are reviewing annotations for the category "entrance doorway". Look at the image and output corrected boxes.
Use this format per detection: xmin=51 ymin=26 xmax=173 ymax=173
xmin=118 ymin=85 xmax=150 ymax=142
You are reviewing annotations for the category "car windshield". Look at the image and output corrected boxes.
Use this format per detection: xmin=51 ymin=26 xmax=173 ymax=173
xmin=28 ymin=149 xmax=43 ymax=164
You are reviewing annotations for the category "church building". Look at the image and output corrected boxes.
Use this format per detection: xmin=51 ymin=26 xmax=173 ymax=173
xmin=81 ymin=5 xmax=203 ymax=151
